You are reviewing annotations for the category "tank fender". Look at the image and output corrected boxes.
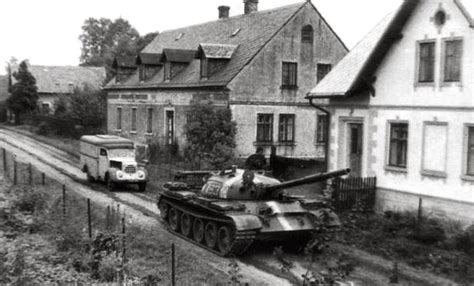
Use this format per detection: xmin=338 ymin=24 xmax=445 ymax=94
xmin=227 ymin=214 xmax=262 ymax=231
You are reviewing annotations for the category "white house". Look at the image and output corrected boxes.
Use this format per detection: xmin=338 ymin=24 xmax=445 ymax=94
xmin=307 ymin=0 xmax=474 ymax=225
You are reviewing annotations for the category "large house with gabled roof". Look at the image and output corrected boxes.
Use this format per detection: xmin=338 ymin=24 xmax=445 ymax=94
xmin=307 ymin=0 xmax=474 ymax=224
xmin=104 ymin=0 xmax=347 ymax=160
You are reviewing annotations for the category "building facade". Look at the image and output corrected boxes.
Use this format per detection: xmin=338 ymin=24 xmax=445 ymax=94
xmin=105 ymin=0 xmax=347 ymax=160
xmin=308 ymin=0 xmax=474 ymax=225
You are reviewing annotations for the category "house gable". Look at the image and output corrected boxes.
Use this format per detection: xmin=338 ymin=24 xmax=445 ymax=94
xmin=228 ymin=1 xmax=348 ymax=103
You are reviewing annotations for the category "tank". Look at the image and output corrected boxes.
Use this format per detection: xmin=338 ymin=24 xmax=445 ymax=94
xmin=157 ymin=167 xmax=350 ymax=256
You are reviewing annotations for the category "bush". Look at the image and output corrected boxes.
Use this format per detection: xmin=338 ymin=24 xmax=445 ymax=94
xmin=13 ymin=189 xmax=46 ymax=214
xmin=409 ymin=219 xmax=446 ymax=245
xmin=455 ymin=225 xmax=474 ymax=256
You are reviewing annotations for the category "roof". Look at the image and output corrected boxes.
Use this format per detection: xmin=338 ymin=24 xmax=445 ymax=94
xmin=113 ymin=56 xmax=137 ymax=69
xmin=137 ymin=53 xmax=162 ymax=66
xmin=199 ymin=43 xmax=239 ymax=59
xmin=456 ymin=0 xmax=474 ymax=27
xmin=162 ymin=49 xmax=196 ymax=63
xmin=80 ymin=135 xmax=134 ymax=148
xmin=11 ymin=65 xmax=106 ymax=94
xmin=307 ymin=0 xmax=420 ymax=98
xmin=106 ymin=2 xmax=308 ymax=90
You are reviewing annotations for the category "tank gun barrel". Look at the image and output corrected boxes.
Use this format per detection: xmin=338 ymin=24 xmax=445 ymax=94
xmin=264 ymin=168 xmax=350 ymax=192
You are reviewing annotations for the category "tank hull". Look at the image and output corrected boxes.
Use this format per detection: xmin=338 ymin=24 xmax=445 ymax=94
xmin=158 ymin=191 xmax=320 ymax=256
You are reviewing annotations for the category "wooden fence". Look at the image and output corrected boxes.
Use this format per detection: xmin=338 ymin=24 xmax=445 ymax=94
xmin=332 ymin=177 xmax=377 ymax=212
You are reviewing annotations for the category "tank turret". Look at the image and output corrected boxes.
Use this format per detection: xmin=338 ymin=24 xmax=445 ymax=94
xmin=157 ymin=167 xmax=350 ymax=256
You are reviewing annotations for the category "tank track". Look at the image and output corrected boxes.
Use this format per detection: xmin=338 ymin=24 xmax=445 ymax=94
xmin=159 ymin=197 xmax=256 ymax=257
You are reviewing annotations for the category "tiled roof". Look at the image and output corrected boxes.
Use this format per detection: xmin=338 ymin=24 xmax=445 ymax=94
xmin=307 ymin=11 xmax=397 ymax=97
xmin=11 ymin=65 xmax=106 ymax=94
xmin=137 ymin=53 xmax=162 ymax=65
xmin=199 ymin=43 xmax=239 ymax=59
xmin=113 ymin=56 xmax=137 ymax=68
xmin=106 ymin=2 xmax=306 ymax=89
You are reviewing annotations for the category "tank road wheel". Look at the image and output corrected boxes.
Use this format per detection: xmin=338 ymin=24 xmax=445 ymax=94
xmin=217 ymin=226 xmax=234 ymax=256
xmin=205 ymin=222 xmax=218 ymax=249
xmin=180 ymin=213 xmax=193 ymax=237
xmin=193 ymin=218 xmax=205 ymax=243
xmin=158 ymin=201 xmax=169 ymax=221
xmin=168 ymin=208 xmax=180 ymax=232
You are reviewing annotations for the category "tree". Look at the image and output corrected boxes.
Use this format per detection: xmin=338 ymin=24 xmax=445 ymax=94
xmin=6 ymin=61 xmax=38 ymax=124
xmin=184 ymin=102 xmax=237 ymax=169
xmin=79 ymin=17 xmax=158 ymax=79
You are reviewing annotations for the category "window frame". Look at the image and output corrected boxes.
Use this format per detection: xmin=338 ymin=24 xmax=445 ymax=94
xmin=316 ymin=114 xmax=328 ymax=143
xmin=415 ymin=40 xmax=436 ymax=85
xmin=281 ymin=62 xmax=298 ymax=89
xmin=317 ymin=63 xmax=332 ymax=84
xmin=278 ymin=114 xmax=295 ymax=143
xmin=301 ymin=25 xmax=314 ymax=44
xmin=420 ymin=121 xmax=448 ymax=178
xmin=130 ymin=107 xmax=137 ymax=133
xmin=116 ymin=107 xmax=122 ymax=131
xmin=256 ymin=114 xmax=274 ymax=144
xmin=462 ymin=124 xmax=474 ymax=181
xmin=385 ymin=121 xmax=409 ymax=172
xmin=441 ymin=37 xmax=463 ymax=85
xmin=146 ymin=107 xmax=153 ymax=134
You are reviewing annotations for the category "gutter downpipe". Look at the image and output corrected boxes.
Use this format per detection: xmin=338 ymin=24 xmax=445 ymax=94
xmin=308 ymin=97 xmax=330 ymax=172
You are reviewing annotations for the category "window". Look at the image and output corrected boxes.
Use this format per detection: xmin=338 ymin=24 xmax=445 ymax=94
xmin=466 ymin=127 xmax=474 ymax=176
xmin=165 ymin=110 xmax=174 ymax=145
xmin=422 ymin=122 xmax=447 ymax=176
xmin=317 ymin=64 xmax=332 ymax=83
xmin=418 ymin=42 xmax=435 ymax=83
xmin=282 ymin=62 xmax=297 ymax=89
xmin=444 ymin=39 xmax=462 ymax=82
xmin=278 ymin=114 xmax=295 ymax=143
xmin=257 ymin=114 xmax=273 ymax=143
xmin=316 ymin=114 xmax=328 ymax=143
xmin=131 ymin=107 xmax=137 ymax=132
xmin=301 ymin=25 xmax=314 ymax=43
xmin=200 ymin=58 xmax=208 ymax=79
xmin=116 ymin=107 xmax=122 ymax=130
xmin=146 ymin=108 xmax=153 ymax=134
xmin=388 ymin=123 xmax=408 ymax=168
xmin=100 ymin=148 xmax=107 ymax=156
xmin=139 ymin=66 xmax=145 ymax=82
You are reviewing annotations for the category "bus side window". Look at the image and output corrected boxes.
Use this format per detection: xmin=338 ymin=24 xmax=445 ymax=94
xmin=100 ymin=148 xmax=107 ymax=156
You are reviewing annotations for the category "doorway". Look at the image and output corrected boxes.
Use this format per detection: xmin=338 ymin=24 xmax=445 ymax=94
xmin=347 ymin=123 xmax=363 ymax=177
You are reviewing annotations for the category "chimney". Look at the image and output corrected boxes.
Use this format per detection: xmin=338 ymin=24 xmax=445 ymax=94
xmin=244 ymin=0 xmax=258 ymax=14
xmin=218 ymin=6 xmax=230 ymax=19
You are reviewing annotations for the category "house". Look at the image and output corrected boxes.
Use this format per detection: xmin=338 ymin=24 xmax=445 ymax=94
xmin=307 ymin=0 xmax=474 ymax=224
xmin=104 ymin=0 xmax=347 ymax=160
xmin=9 ymin=65 xmax=106 ymax=114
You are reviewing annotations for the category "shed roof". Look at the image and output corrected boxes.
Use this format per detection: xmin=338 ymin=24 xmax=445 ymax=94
xmin=199 ymin=43 xmax=239 ymax=59
xmin=11 ymin=65 xmax=106 ymax=94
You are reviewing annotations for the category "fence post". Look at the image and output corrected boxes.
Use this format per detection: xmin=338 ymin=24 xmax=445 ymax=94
xmin=106 ymin=205 xmax=110 ymax=230
xmin=87 ymin=198 xmax=92 ymax=239
xmin=171 ymin=243 xmax=176 ymax=286
xmin=417 ymin=198 xmax=423 ymax=224
xmin=62 ymin=185 xmax=66 ymax=216
xmin=42 ymin=173 xmax=45 ymax=185
xmin=13 ymin=158 xmax=17 ymax=185
xmin=29 ymin=163 xmax=32 ymax=185
xmin=2 ymin=148 xmax=6 ymax=175
xmin=122 ymin=217 xmax=126 ymax=263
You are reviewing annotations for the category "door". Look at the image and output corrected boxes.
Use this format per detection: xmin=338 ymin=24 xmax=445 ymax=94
xmin=347 ymin=123 xmax=363 ymax=177
xmin=165 ymin=110 xmax=175 ymax=145
xmin=98 ymin=148 xmax=109 ymax=180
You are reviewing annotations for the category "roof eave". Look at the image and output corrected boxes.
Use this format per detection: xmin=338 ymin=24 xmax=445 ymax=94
xmin=305 ymin=92 xmax=346 ymax=99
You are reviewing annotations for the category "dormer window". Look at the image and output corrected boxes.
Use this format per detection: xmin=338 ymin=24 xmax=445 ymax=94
xmin=137 ymin=53 xmax=162 ymax=82
xmin=198 ymin=43 xmax=238 ymax=79
xmin=175 ymin=33 xmax=184 ymax=41
xmin=161 ymin=49 xmax=196 ymax=81
xmin=302 ymin=25 xmax=314 ymax=44
xmin=112 ymin=56 xmax=137 ymax=83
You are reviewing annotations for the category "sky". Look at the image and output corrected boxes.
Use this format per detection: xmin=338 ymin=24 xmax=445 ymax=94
xmin=0 ymin=0 xmax=405 ymax=75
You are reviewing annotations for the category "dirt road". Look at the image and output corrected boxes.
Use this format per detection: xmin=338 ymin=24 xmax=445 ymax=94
xmin=0 ymin=128 xmax=293 ymax=286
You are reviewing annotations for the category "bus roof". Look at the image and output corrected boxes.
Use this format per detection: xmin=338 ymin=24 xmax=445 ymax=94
xmin=80 ymin=135 xmax=134 ymax=148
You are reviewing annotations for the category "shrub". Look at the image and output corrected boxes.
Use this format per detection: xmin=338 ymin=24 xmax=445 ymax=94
xmin=409 ymin=218 xmax=446 ymax=245
xmin=455 ymin=225 xmax=474 ymax=256
xmin=13 ymin=189 xmax=46 ymax=214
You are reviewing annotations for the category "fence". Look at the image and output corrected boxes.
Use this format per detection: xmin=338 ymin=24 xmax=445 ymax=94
xmin=0 ymin=147 xmax=179 ymax=285
xmin=332 ymin=177 xmax=377 ymax=212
